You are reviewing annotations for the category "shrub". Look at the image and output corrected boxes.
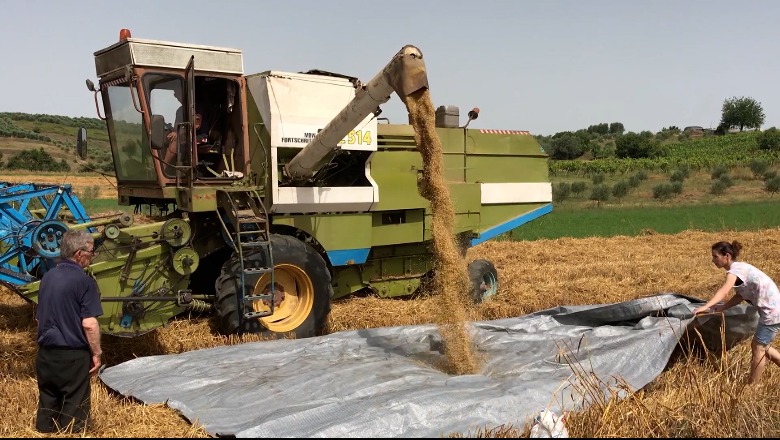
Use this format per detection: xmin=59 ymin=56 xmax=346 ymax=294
xmin=717 ymin=174 xmax=734 ymax=187
xmin=611 ymin=180 xmax=630 ymax=200
xmin=652 ymin=183 xmax=674 ymax=200
xmin=552 ymin=182 xmax=572 ymax=202
xmin=758 ymin=127 xmax=780 ymax=151
xmin=589 ymin=184 xmax=610 ymax=206
xmin=5 ymin=147 xmax=69 ymax=172
xmin=670 ymin=170 xmax=686 ymax=183
xmin=571 ymin=181 xmax=587 ymax=196
xmin=765 ymin=176 xmax=780 ymax=195
xmin=711 ymin=165 xmax=729 ymax=180
xmin=591 ymin=173 xmax=606 ymax=185
xmin=749 ymin=159 xmax=770 ymax=179
xmin=710 ymin=179 xmax=729 ymax=196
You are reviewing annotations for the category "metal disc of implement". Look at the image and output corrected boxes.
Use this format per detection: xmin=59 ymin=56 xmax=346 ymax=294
xmin=172 ymin=247 xmax=199 ymax=275
xmin=160 ymin=219 xmax=191 ymax=247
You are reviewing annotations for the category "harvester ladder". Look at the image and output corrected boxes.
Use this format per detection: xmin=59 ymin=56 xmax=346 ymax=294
xmin=216 ymin=189 xmax=275 ymax=321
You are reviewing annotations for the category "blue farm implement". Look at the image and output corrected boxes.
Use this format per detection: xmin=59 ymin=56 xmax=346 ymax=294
xmin=0 ymin=182 xmax=93 ymax=287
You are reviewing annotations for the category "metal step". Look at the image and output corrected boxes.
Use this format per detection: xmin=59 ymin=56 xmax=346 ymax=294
xmin=215 ymin=189 xmax=276 ymax=326
xmin=236 ymin=209 xmax=267 ymax=221
xmin=243 ymin=267 xmax=273 ymax=275
xmin=241 ymin=241 xmax=271 ymax=249
xmin=237 ymin=216 xmax=266 ymax=224
xmin=244 ymin=310 xmax=272 ymax=319
xmin=244 ymin=293 xmax=274 ymax=302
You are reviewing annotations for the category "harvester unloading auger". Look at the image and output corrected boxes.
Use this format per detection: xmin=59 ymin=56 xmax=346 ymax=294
xmin=284 ymin=45 xmax=428 ymax=181
xmin=2 ymin=29 xmax=553 ymax=339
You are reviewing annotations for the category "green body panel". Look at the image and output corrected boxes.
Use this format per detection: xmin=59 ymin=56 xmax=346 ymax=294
xmin=368 ymin=150 xmax=427 ymax=211
xmin=466 ymin=155 xmax=550 ymax=184
xmin=443 ymin=152 xmax=467 ymax=183
xmin=272 ymin=213 xmax=373 ymax=255
xmin=90 ymin=244 xmax=188 ymax=336
xmin=466 ymin=131 xmax=544 ymax=155
xmin=19 ymin=220 xmax=190 ymax=337
xmin=439 ymin=128 xmax=467 ymax=182
xmin=180 ymin=186 xmax=218 ymax=212
xmin=370 ymin=209 xmax=425 ymax=246
xmin=463 ymin=130 xmax=548 ymax=183
xmin=330 ymin=241 xmax=432 ymax=299
xmin=421 ymin=182 xmax=482 ymax=240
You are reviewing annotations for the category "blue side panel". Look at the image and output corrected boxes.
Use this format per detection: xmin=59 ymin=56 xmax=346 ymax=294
xmin=470 ymin=203 xmax=553 ymax=247
xmin=327 ymin=248 xmax=371 ymax=266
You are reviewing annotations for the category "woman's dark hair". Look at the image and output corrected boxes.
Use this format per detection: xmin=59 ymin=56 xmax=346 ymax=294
xmin=712 ymin=240 xmax=743 ymax=259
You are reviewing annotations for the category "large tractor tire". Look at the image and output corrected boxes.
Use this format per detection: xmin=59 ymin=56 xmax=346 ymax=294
xmin=468 ymin=259 xmax=498 ymax=304
xmin=214 ymin=234 xmax=333 ymax=338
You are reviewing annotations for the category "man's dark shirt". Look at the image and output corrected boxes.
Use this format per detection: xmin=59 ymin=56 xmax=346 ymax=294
xmin=36 ymin=260 xmax=103 ymax=349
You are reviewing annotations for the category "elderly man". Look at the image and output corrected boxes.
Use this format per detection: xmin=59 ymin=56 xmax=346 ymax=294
xmin=34 ymin=230 xmax=103 ymax=433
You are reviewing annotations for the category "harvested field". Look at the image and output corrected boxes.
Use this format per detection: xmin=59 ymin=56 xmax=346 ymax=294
xmin=3 ymin=229 xmax=780 ymax=437
xmin=1 ymin=173 xmax=117 ymax=199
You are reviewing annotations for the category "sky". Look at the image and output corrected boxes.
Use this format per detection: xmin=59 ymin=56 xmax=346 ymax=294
xmin=2 ymin=0 xmax=780 ymax=136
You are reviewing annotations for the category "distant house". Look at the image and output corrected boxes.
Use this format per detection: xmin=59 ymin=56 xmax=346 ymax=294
xmin=727 ymin=127 xmax=759 ymax=133
xmin=683 ymin=126 xmax=704 ymax=138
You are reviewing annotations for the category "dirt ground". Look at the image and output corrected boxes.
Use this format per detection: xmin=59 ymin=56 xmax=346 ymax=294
xmin=3 ymin=228 xmax=780 ymax=437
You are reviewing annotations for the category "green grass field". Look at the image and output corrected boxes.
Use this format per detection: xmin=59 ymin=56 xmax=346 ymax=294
xmin=79 ymin=198 xmax=129 ymax=213
xmin=511 ymin=200 xmax=780 ymax=240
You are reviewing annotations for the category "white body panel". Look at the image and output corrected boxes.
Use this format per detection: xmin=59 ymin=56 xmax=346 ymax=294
xmin=480 ymin=182 xmax=553 ymax=204
xmin=246 ymin=71 xmax=379 ymax=214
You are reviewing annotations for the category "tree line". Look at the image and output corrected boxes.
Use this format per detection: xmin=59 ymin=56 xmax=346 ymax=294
xmin=537 ymin=96 xmax=771 ymax=161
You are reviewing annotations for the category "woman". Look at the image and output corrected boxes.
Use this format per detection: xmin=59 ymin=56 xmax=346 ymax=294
xmin=693 ymin=240 xmax=780 ymax=384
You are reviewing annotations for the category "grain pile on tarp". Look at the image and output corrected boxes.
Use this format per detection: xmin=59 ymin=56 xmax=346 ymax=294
xmin=99 ymin=294 xmax=757 ymax=438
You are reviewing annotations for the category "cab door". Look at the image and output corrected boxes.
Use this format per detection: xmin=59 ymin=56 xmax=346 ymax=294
xmin=173 ymin=55 xmax=196 ymax=186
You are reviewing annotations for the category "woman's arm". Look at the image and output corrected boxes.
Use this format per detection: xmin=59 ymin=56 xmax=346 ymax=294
xmin=714 ymin=291 xmax=744 ymax=312
xmin=693 ymin=273 xmax=738 ymax=315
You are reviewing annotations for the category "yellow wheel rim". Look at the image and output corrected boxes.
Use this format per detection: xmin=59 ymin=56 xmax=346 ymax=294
xmin=250 ymin=263 xmax=314 ymax=333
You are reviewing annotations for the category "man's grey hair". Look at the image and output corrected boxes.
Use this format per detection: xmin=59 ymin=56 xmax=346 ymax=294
xmin=59 ymin=230 xmax=94 ymax=260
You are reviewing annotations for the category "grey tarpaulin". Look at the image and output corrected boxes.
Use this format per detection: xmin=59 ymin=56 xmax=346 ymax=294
xmin=99 ymin=294 xmax=757 ymax=437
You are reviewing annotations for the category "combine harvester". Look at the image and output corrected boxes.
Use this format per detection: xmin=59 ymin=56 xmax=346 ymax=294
xmin=1 ymin=29 xmax=552 ymax=338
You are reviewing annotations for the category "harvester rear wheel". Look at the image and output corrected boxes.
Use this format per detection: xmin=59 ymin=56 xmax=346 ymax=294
xmin=214 ymin=234 xmax=333 ymax=338
xmin=468 ymin=259 xmax=498 ymax=304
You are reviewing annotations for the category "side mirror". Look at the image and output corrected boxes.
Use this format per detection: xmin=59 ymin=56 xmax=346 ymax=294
xmin=461 ymin=107 xmax=480 ymax=129
xmin=76 ymin=127 xmax=87 ymax=159
xmin=150 ymin=114 xmax=166 ymax=150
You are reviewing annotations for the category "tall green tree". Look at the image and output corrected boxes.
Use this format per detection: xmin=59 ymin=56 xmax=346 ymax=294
xmin=609 ymin=122 xmax=625 ymax=135
xmin=615 ymin=132 xmax=664 ymax=159
xmin=547 ymin=134 xmax=586 ymax=160
xmin=720 ymin=96 xmax=765 ymax=132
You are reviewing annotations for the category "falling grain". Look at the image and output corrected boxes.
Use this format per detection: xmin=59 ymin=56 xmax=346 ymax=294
xmin=401 ymin=89 xmax=478 ymax=375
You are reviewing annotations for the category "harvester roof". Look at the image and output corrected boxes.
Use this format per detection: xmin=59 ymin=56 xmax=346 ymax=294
xmin=94 ymin=36 xmax=244 ymax=78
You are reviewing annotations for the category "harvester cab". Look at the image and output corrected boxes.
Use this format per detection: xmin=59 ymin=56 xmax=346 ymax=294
xmin=2 ymin=29 xmax=552 ymax=339
xmin=81 ymin=31 xmax=249 ymax=191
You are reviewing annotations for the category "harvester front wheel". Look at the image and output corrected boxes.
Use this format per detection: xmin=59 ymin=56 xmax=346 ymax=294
xmin=214 ymin=234 xmax=333 ymax=338
xmin=468 ymin=259 xmax=498 ymax=304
